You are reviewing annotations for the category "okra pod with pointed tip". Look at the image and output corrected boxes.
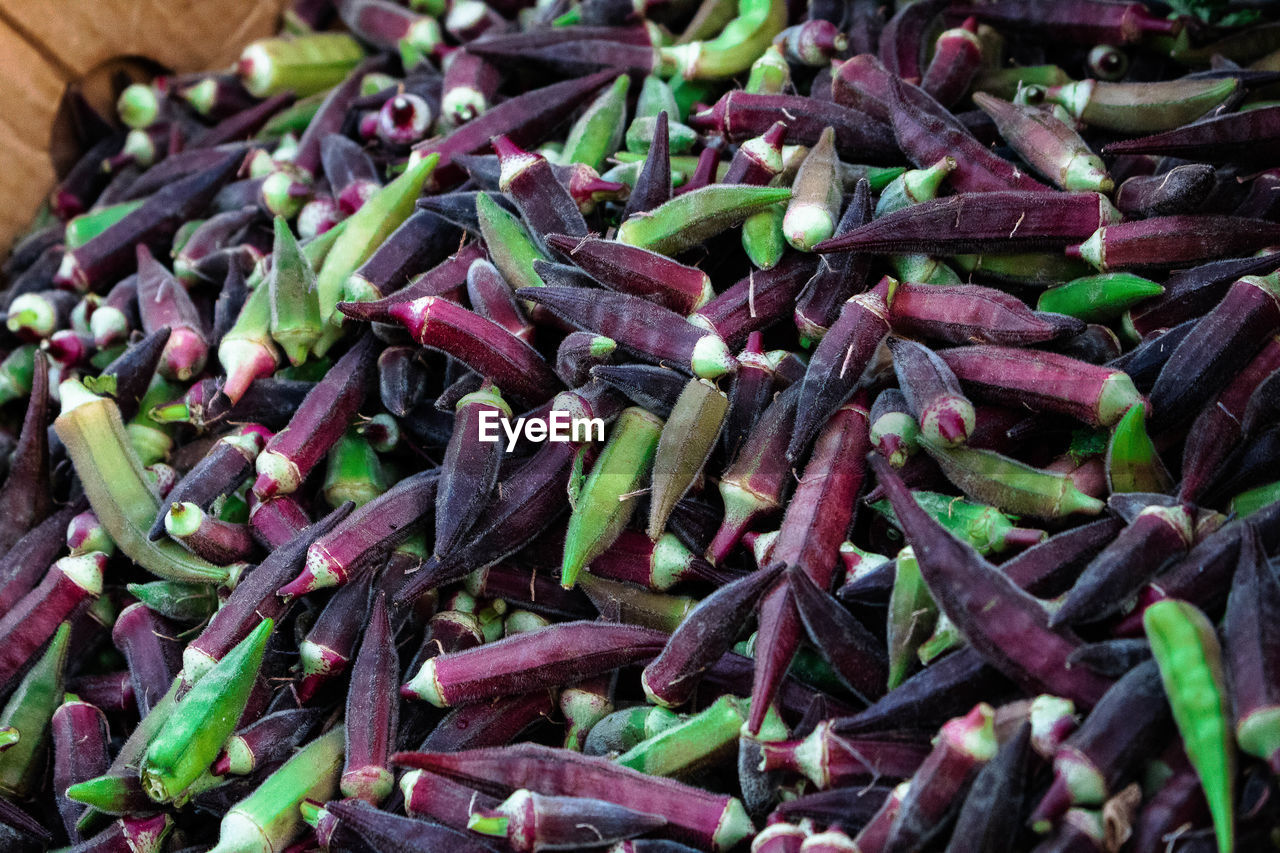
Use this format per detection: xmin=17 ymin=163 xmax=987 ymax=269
xmin=546 ymin=234 xmax=713 ymax=315
xmin=111 ymin=602 xmax=183 ymax=717
xmin=1106 ymin=402 xmax=1172 ymax=495
xmin=759 ymin=722 xmax=930 ymax=788
xmin=788 ymin=564 xmax=888 ymax=703
xmin=51 ymin=698 xmax=109 ymax=843
xmin=0 ymin=551 xmax=102 ymax=691
xmin=972 ymin=93 xmax=1111 ymax=193
xmin=1222 ymin=524 xmax=1280 ymax=774
xmin=691 ymin=92 xmax=896 ymax=164
xmin=691 ymin=253 xmax=821 ymax=348
xmin=648 ymin=378 xmax=727 ymax=541
xmin=889 ymin=336 xmax=975 ymax=449
xmin=795 ymin=178 xmax=874 ymax=341
xmin=469 ymin=788 xmax=667 ymax=851
xmin=617 ymin=184 xmax=793 ymax=257
xmin=784 ymin=126 xmax=842 ymax=252
xmin=402 ymin=621 xmax=668 ymax=707
xmin=165 ymin=503 xmax=258 ymax=565
xmin=1069 ymin=217 xmax=1280 ymax=272
xmin=0 ymin=352 xmax=50 ymax=553
xmin=0 ymin=622 xmax=70 ymax=798
xmin=212 ymin=707 xmax=325 ymax=776
xmin=467 ymin=258 xmax=533 ymax=342
xmin=340 ymin=592 xmax=398 ymax=803
xmin=436 ymin=383 xmax=508 ymax=558
xmin=1027 ymin=77 xmax=1236 ymax=134
xmin=294 ymin=570 xmax=374 ymax=701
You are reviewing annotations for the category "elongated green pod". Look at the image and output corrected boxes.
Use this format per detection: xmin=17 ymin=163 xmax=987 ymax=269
xmin=1144 ymin=600 xmax=1234 ymax=853
xmin=0 ymin=623 xmax=69 ymax=797
xmin=268 ymin=216 xmax=323 ymax=366
xmin=648 ymin=378 xmax=728 ymax=541
xmin=888 ymin=547 xmax=936 ymax=689
xmin=618 ymin=185 xmax=793 ymax=256
xmin=561 ymin=74 xmax=630 ymax=170
xmin=922 ymin=440 xmax=1105 ymax=519
xmin=53 ymin=379 xmax=229 ymax=584
xmin=1037 ymin=273 xmax=1163 ymax=322
xmin=1106 ymin=403 xmax=1173 ymax=494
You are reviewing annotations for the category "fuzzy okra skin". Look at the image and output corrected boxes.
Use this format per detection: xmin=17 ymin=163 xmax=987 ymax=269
xmin=54 ymin=378 xmax=229 ymax=584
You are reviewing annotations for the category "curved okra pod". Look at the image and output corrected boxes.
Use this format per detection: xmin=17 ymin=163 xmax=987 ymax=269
xmin=616 ymin=184 xmax=793 ymax=256
xmin=467 ymin=259 xmax=533 ymax=343
xmin=923 ymin=440 xmax=1105 ymax=518
xmin=394 ymin=743 xmax=754 ymax=851
xmin=642 ymin=561 xmax=785 ymax=708
xmin=54 ymin=379 xmax=229 ymax=584
xmin=1106 ymin=403 xmax=1173 ymax=494
xmin=972 ymin=93 xmax=1110 ymax=192
xmin=545 ymin=234 xmax=714 ymax=315
xmin=140 ymin=618 xmax=272 ymax=803
xmin=358 ymin=295 xmax=562 ymax=405
xmin=252 ymin=331 xmax=379 ymax=499
xmin=891 ymin=281 xmax=1082 ymax=346
xmin=1051 ymin=504 xmax=1193 ymax=627
xmin=889 ymin=336 xmax=975 ymax=449
xmin=787 ymin=275 xmax=895 ymax=462
xmin=51 ymin=698 xmax=110 ymax=843
xmin=436 ymin=382 xmax=509 ymax=558
xmin=112 ymin=603 xmax=183 ymax=717
xmin=649 ymin=378 xmax=728 ymax=541
xmin=659 ymin=0 xmax=785 ymax=79
xmin=0 ymin=352 xmax=50 ymax=554
xmin=563 ymin=407 xmax=663 ymax=589
xmin=518 ymin=286 xmax=736 ymax=380
xmin=207 ymin=725 xmax=345 ymax=853
xmin=0 ymin=622 xmax=70 ymax=798
xmin=1128 ymin=254 xmax=1280 ymax=340
xmin=872 ymin=456 xmax=1113 ymax=706
xmin=1143 ymin=601 xmax=1235 ymax=853
xmin=691 ymin=93 xmax=897 ymax=165
xmin=402 ymin=621 xmax=668 ymax=708
xmin=939 ymin=345 xmax=1143 ymax=428
xmin=468 ymin=788 xmax=666 ymax=852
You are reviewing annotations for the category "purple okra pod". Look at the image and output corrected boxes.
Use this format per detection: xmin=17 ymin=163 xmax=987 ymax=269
xmin=0 ymin=352 xmax=51 ymax=554
xmin=787 ymin=275 xmax=894 ymax=462
xmin=51 ymin=699 xmax=110 ymax=843
xmin=591 ymin=363 xmax=689 ymax=419
xmin=954 ymin=0 xmax=1178 ymax=44
xmin=0 ymin=552 xmax=103 ymax=689
xmin=999 ymin=515 xmax=1124 ymax=598
xmin=545 ymin=234 xmax=714 ymax=315
xmin=467 ymin=258 xmax=534 ymax=343
xmin=759 ymin=722 xmax=931 ymax=788
xmin=418 ymin=691 xmax=558 ymax=754
xmin=183 ymin=502 xmax=353 ymax=682
xmin=795 ymin=179 xmax=875 ymax=342
xmin=348 ymin=208 xmax=463 ymax=302
xmin=721 ymin=332 xmax=778 ymax=462
xmin=252 ymin=331 xmax=380 ymax=499
xmin=56 ymin=152 xmax=240 ymax=291
xmin=402 ymin=621 xmax=669 ymax=708
xmin=641 ymin=561 xmax=785 ymax=708
xmin=1051 ymin=504 xmax=1194 ymax=627
xmin=350 ymin=296 xmax=562 ymax=406
xmin=134 ymin=245 xmax=209 ymax=382
xmin=111 ymin=602 xmax=183 ymax=717
xmin=149 ymin=424 xmax=270 ymax=540
xmin=280 ymin=468 xmax=438 ymax=597
xmin=402 ymin=767 xmax=502 ymax=830
xmin=921 ymin=17 xmax=982 ymax=108
xmin=888 ymin=336 xmax=976 ymax=449
xmin=342 ymin=592 xmax=399 ymax=804
xmin=1067 ymin=217 xmax=1280 ymax=271
xmin=556 ymin=332 xmax=617 ymax=387
xmin=1223 ymin=524 xmax=1280 ymax=773
xmin=314 ymin=798 xmax=502 ymax=853
xmin=493 ymin=135 xmax=589 ymax=242
xmin=871 ymin=455 xmax=1114 ymax=707
xmin=815 ymin=191 xmax=1116 ymax=256
xmin=787 ymin=565 xmax=889 ymax=703
xmin=690 ymin=92 xmax=897 ymax=163
xmin=394 ymin=743 xmax=755 ymax=851
xmin=436 ymin=381 xmax=509 ymax=557
xmin=212 ymin=707 xmax=326 ymax=776
xmin=878 ymin=0 xmax=946 ymax=81
xmin=1127 ymin=254 xmax=1280 ymax=339
xmin=164 ymin=503 xmax=257 ymax=565
xmin=944 ymin=720 xmax=1035 ymax=853
xmin=0 ymin=500 xmax=86 ymax=613
xmin=691 ymin=254 xmax=821 ymax=349
xmin=889 ymin=282 xmax=1082 ymax=346
xmin=296 ymin=570 xmax=375 ymax=701
xmin=467 ymin=789 xmax=667 ymax=852
xmin=1029 ymin=659 xmax=1173 ymax=829
xmin=519 ymin=286 xmax=736 ymax=380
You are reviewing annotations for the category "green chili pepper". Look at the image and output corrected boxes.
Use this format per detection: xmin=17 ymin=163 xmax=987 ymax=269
xmin=1144 ymin=599 xmax=1235 ymax=853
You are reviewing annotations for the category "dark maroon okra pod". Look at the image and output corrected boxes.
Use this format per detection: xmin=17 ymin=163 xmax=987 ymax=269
xmin=316 ymin=798 xmax=502 ymax=853
xmin=0 ymin=500 xmax=86 ymax=613
xmin=888 ymin=336 xmax=975 ymax=449
xmin=253 ymin=331 xmax=380 ymax=499
xmin=621 ymin=111 xmax=672 ymax=221
xmin=759 ymin=722 xmax=931 ymax=788
xmin=641 ymin=561 xmax=785 ymax=708
xmin=393 ymin=743 xmax=755 ymax=851
xmin=51 ymin=699 xmax=110 ymax=843
xmin=871 ymin=456 xmax=1113 ymax=706
xmin=1029 ymin=659 xmax=1172 ymax=830
xmin=435 ymin=381 xmax=508 ymax=557
xmin=469 ymin=788 xmax=667 ymax=852
xmin=999 ymin=515 xmax=1124 ymax=597
xmin=0 ymin=552 xmax=103 ymax=689
xmin=342 ymin=592 xmax=399 ymax=804
xmin=691 ymin=254 xmax=821 ymax=349
xmin=297 ymin=570 xmax=374 ymax=701
xmin=56 ymin=151 xmax=240 ymax=291
xmin=418 ymin=691 xmax=558 ymax=753
xmin=1067 ymin=216 xmax=1280 ymax=271
xmin=721 ymin=333 xmax=777 ymax=463
xmin=953 ymin=0 xmax=1178 ymax=44
xmin=350 ymin=209 xmax=463 ymax=301
xmin=1223 ymin=524 xmax=1280 ymax=773
xmin=493 ymin=135 xmax=588 ymax=243
xmin=545 ymin=234 xmax=713 ymax=316
xmin=890 ymin=282 xmax=1081 ymax=346
xmin=149 ymin=424 xmax=270 ymax=540
xmin=795 ymin=179 xmax=875 ymax=342
xmin=945 ymin=721 xmax=1035 ymax=853
xmin=0 ymin=353 xmax=51 ymax=554
xmin=211 ymin=707 xmax=325 ymax=776
xmin=467 ymin=259 xmax=534 ymax=342
xmin=591 ymin=364 xmax=687 ymax=418
xmin=787 ymin=565 xmax=889 ymax=703
xmin=111 ymin=602 xmax=183 ymax=717
xmin=1102 ymin=105 xmax=1280 ymax=166
xmin=402 ymin=621 xmax=668 ymax=708
xmin=1127 ymin=254 xmax=1280 ymax=339
xmin=690 ymin=92 xmax=897 ymax=163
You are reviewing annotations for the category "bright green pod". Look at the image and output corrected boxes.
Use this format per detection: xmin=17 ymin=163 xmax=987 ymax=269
xmin=0 ymin=344 xmax=37 ymax=407
xmin=322 ymin=430 xmax=389 ymax=508
xmin=268 ymin=216 xmax=324 ymax=367
xmin=126 ymin=375 xmax=180 ymax=466
xmin=918 ymin=612 xmax=963 ymax=664
xmin=741 ymin=203 xmax=787 ymax=270
xmin=1105 ymin=403 xmax=1173 ymax=494
xmin=1230 ymin=480 xmax=1280 ymax=518
xmin=745 ymin=43 xmax=790 ymax=94
xmin=256 ymin=89 xmax=328 ymax=139
xmin=560 ymin=74 xmax=631 ymax=170
xmin=65 ymin=200 xmax=145 ymax=250
xmin=0 ymin=623 xmax=70 ymax=798
xmin=314 ymin=152 xmax=438 ymax=329
xmin=887 ymin=546 xmax=937 ymax=689
xmin=661 ymin=0 xmax=787 ymax=79
xmin=238 ymin=33 xmax=365 ymax=98
xmin=615 ymin=695 xmax=749 ymax=776
xmin=65 ymin=772 xmax=141 ymax=813
xmin=922 ymin=441 xmax=1106 ymax=519
xmin=1144 ymin=600 xmax=1235 ymax=853
xmin=141 ymin=619 xmax=273 ymax=803
xmin=1037 ymin=273 xmax=1164 ymax=322
xmin=625 ymin=114 xmax=699 ymax=155
xmin=668 ymin=77 xmax=721 ymax=123
xmin=649 ymin=378 xmax=729 ymax=541
xmin=476 ymin=191 xmax=550 ymax=294
xmin=207 ymin=726 xmax=345 ymax=853
xmin=563 ymin=407 xmax=664 ymax=589
xmin=871 ymin=491 xmax=1045 ymax=555
xmin=635 ymin=74 xmax=680 ymax=122
xmin=126 ymin=580 xmax=220 ymax=622
xmin=618 ymin=184 xmax=792 ymax=256
xmin=117 ymin=83 xmax=162 ymax=129
xmin=0 ymin=727 xmax=15 ymax=751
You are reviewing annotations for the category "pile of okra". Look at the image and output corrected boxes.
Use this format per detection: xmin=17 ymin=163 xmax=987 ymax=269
xmin=6 ymin=0 xmax=1280 ymax=850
